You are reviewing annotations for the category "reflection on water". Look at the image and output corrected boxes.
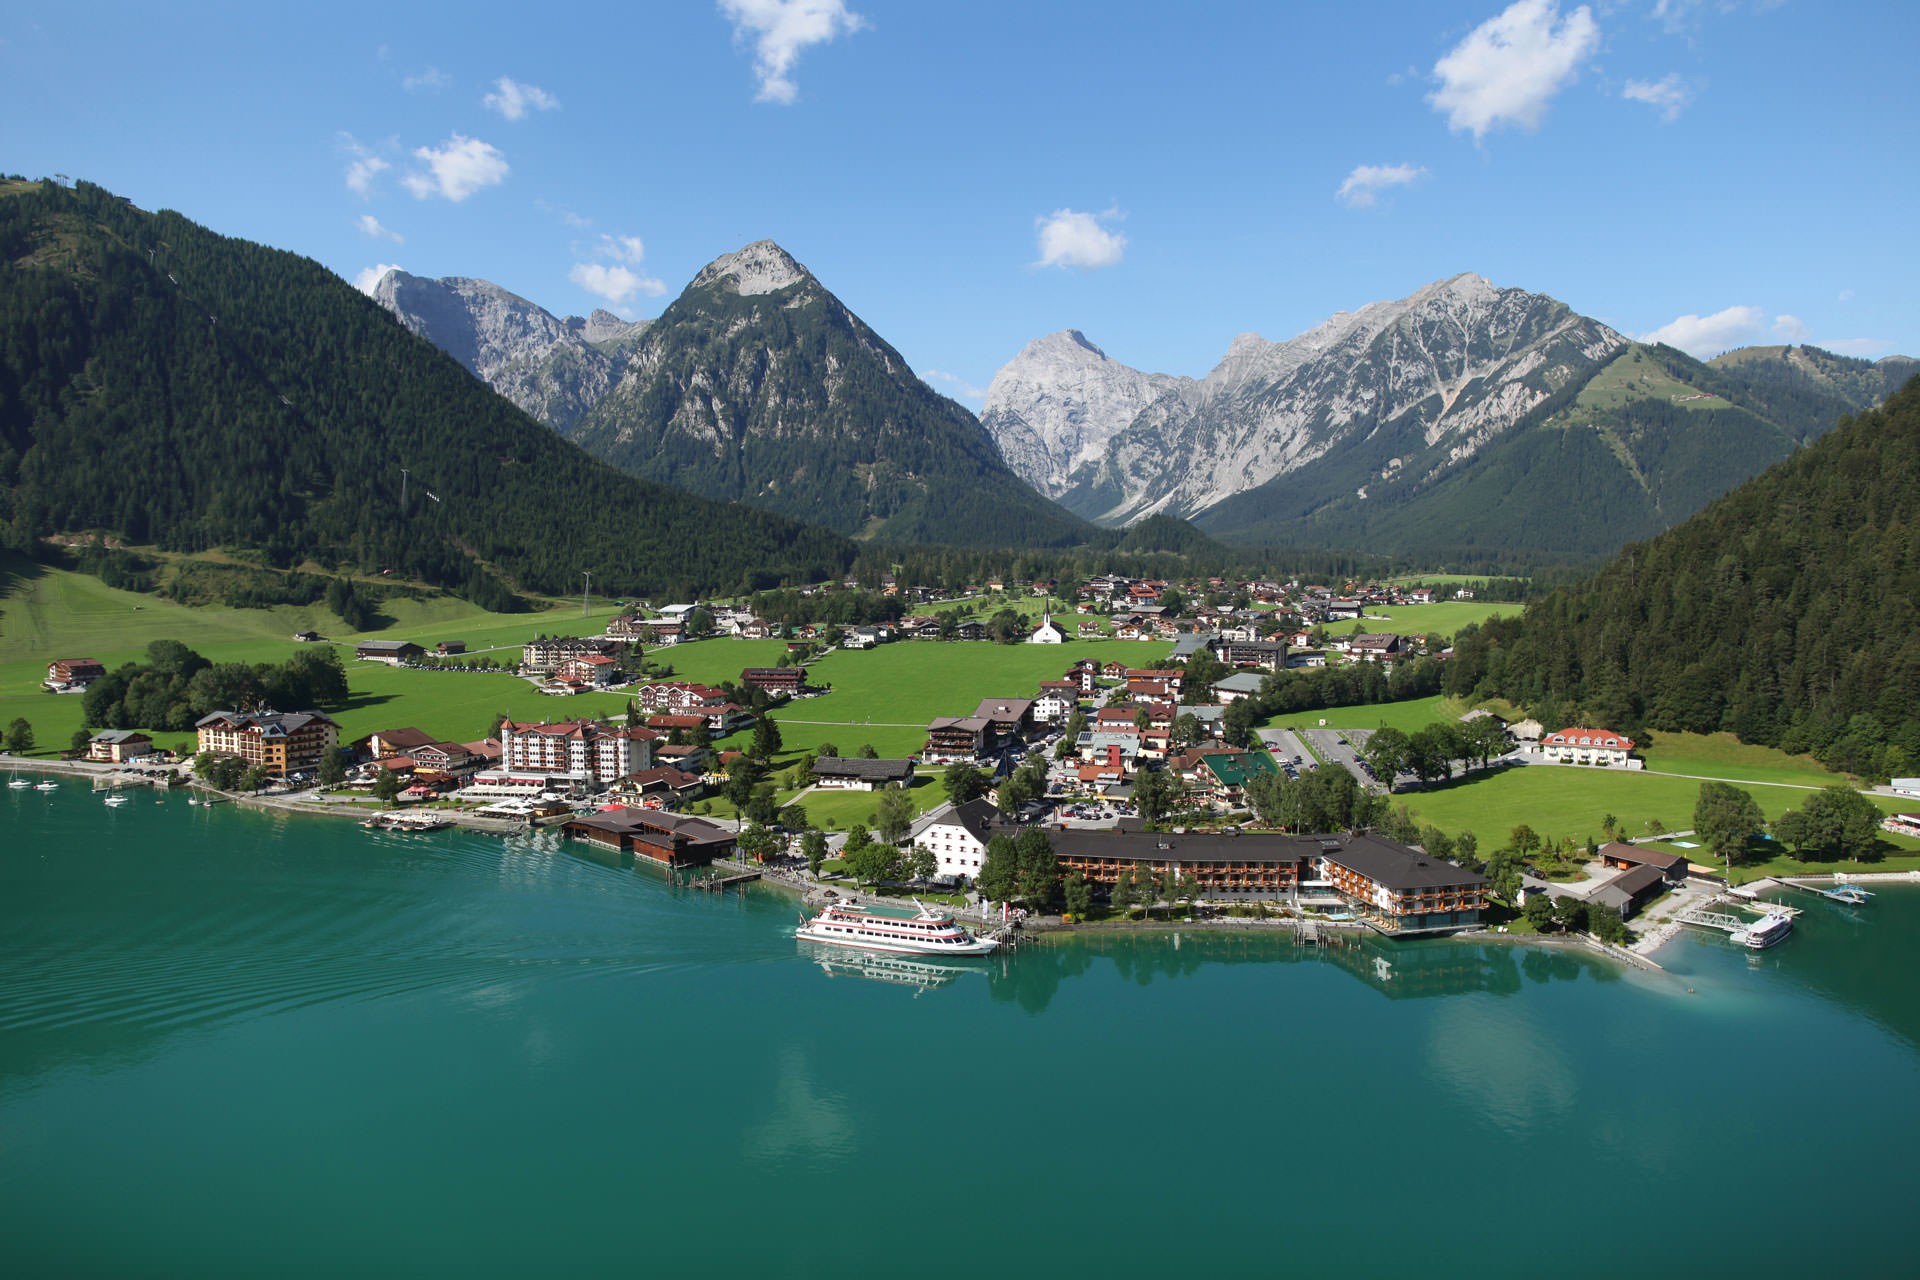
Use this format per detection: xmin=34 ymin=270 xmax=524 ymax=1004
xmin=796 ymin=939 xmax=990 ymax=995
xmin=969 ymin=928 xmax=1627 ymax=1014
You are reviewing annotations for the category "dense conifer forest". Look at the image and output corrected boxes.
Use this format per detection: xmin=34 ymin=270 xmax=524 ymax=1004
xmin=0 ymin=179 xmax=854 ymax=602
xmin=1446 ymin=375 xmax=1920 ymax=780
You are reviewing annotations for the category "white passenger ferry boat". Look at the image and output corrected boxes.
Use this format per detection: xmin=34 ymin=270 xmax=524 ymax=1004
xmin=1737 ymin=910 xmax=1793 ymax=950
xmin=796 ymin=898 xmax=998 ymax=956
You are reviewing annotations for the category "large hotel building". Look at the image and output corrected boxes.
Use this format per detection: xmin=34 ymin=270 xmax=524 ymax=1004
xmin=919 ymin=799 xmax=1486 ymax=936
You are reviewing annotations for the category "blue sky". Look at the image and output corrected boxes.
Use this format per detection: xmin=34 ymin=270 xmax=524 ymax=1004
xmin=4 ymin=1 xmax=1915 ymax=406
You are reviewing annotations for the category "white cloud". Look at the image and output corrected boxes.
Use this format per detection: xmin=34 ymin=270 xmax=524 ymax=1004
xmin=1034 ymin=208 xmax=1126 ymax=270
xmin=1772 ymin=314 xmax=1808 ymax=342
xmin=340 ymin=133 xmax=390 ymax=196
xmin=598 ymin=234 xmax=647 ymax=265
xmin=1623 ymin=73 xmax=1692 ymax=122
xmin=345 ymin=155 xmax=388 ymax=196
xmin=1639 ymin=305 xmax=1767 ymax=357
xmin=1336 ymin=163 xmax=1428 ymax=208
xmin=402 ymin=135 xmax=509 ymax=202
xmin=1430 ymin=0 xmax=1601 ymax=139
xmin=484 ymin=76 xmax=561 ymax=121
xmin=568 ymin=262 xmax=667 ymax=305
xmin=718 ymin=0 xmax=867 ymax=104
xmin=356 ymin=214 xmax=403 ymax=243
xmin=402 ymin=66 xmax=451 ymax=93
xmin=920 ymin=369 xmax=987 ymax=401
xmin=352 ymin=263 xmax=403 ymax=295
xmin=1837 ymin=289 xmax=1855 ymax=303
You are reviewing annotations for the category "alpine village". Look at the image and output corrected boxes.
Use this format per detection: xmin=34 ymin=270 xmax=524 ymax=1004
xmin=5 ymin=175 xmax=1920 ymax=969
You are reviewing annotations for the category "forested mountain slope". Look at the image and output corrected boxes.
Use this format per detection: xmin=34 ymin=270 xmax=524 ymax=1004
xmin=0 ymin=180 xmax=851 ymax=601
xmin=1446 ymin=373 xmax=1920 ymax=778
xmin=566 ymin=241 xmax=1097 ymax=548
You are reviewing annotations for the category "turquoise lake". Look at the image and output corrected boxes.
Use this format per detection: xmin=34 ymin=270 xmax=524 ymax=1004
xmin=3 ymin=782 xmax=1917 ymax=1276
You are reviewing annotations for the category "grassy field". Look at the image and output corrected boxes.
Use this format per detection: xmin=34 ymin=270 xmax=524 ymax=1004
xmin=0 ymin=554 xmax=819 ymax=753
xmin=1264 ymin=694 xmax=1464 ymax=735
xmin=1393 ymin=760 xmax=1910 ymax=851
xmin=1323 ymin=599 xmax=1513 ymax=642
xmin=1638 ymin=732 xmax=1846 ymax=789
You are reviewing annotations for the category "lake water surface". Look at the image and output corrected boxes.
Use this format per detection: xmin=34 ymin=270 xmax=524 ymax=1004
xmin=3 ymin=784 xmax=1916 ymax=1276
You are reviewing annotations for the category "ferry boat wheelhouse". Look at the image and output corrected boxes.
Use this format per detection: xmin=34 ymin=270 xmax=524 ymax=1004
xmin=796 ymin=899 xmax=998 ymax=956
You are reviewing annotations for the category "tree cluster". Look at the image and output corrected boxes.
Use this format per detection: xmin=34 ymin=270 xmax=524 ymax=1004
xmin=1447 ymin=376 xmax=1920 ymax=781
xmin=81 ymin=639 xmax=348 ymax=733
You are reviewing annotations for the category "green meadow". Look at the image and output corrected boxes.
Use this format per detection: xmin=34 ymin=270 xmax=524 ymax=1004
xmin=1322 ymin=599 xmax=1512 ymax=642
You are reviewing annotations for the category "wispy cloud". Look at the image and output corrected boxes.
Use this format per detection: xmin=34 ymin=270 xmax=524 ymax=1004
xmin=919 ymin=369 xmax=988 ymax=402
xmin=569 ymin=233 xmax=666 ymax=304
xmin=1640 ymin=304 xmax=1769 ymax=357
xmin=1772 ymin=314 xmax=1808 ymax=342
xmin=484 ymin=76 xmax=561 ymax=121
xmin=1430 ymin=0 xmax=1601 ymax=140
xmin=718 ymin=0 xmax=867 ymax=104
xmin=356 ymin=214 xmax=403 ymax=243
xmin=1034 ymin=208 xmax=1126 ymax=270
xmin=352 ymin=263 xmax=403 ymax=295
xmin=402 ymin=135 xmax=509 ymax=202
xmin=1336 ymin=163 xmax=1428 ymax=208
xmin=1623 ymin=73 xmax=1692 ymax=122
xmin=402 ymin=66 xmax=451 ymax=94
xmin=339 ymin=133 xmax=390 ymax=196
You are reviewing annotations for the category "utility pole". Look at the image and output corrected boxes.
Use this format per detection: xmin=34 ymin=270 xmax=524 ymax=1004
xmin=400 ymin=468 xmax=409 ymax=513
xmin=582 ymin=570 xmax=592 ymax=617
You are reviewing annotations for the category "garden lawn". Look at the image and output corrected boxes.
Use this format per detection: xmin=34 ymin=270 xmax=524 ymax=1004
xmin=782 ymin=776 xmax=949 ymax=832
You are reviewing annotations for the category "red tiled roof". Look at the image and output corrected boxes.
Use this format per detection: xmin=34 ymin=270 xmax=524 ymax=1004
xmin=1543 ymin=727 xmax=1636 ymax=749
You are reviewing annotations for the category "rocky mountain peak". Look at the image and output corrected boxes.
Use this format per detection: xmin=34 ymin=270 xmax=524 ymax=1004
xmin=979 ymin=330 xmax=1193 ymax=498
xmin=689 ymin=240 xmax=808 ymax=296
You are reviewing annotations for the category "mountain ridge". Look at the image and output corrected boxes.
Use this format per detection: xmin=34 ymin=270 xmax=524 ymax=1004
xmin=0 ymin=178 xmax=852 ymax=601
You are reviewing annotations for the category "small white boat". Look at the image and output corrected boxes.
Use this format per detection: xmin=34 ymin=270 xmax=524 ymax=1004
xmin=1736 ymin=910 xmax=1793 ymax=950
xmin=34 ymin=780 xmax=58 ymax=792
xmin=8 ymin=777 xmax=31 ymax=789
xmin=102 ymin=793 xmax=130 ymax=806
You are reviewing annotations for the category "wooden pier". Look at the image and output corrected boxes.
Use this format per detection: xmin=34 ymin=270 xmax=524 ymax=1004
xmin=685 ymin=870 xmax=761 ymax=893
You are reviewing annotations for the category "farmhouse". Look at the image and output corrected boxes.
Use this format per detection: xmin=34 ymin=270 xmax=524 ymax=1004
xmin=1536 ymin=727 xmax=1637 ymax=767
xmin=87 ymin=730 xmax=153 ymax=763
xmin=810 ymin=757 xmax=916 ymax=791
xmin=354 ymin=640 xmax=424 ymax=665
xmin=740 ymin=667 xmax=806 ymax=694
xmin=44 ymin=658 xmax=107 ymax=691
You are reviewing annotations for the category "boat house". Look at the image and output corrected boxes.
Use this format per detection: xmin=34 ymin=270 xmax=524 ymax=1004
xmin=563 ymin=809 xmax=737 ymax=866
